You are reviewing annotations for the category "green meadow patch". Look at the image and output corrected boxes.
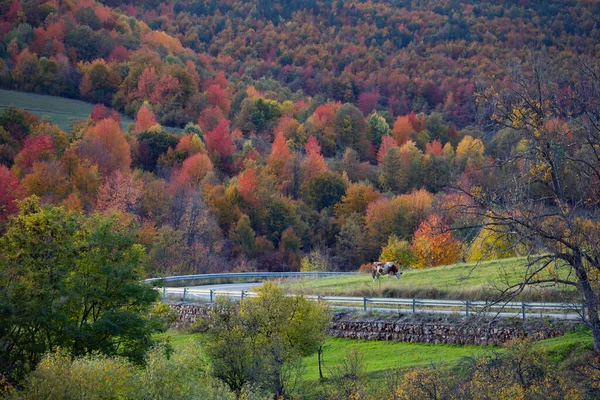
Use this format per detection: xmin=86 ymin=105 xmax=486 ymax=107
xmin=155 ymin=329 xmax=490 ymax=382
xmin=301 ymin=337 xmax=488 ymax=382
xmin=0 ymin=89 xmax=134 ymax=131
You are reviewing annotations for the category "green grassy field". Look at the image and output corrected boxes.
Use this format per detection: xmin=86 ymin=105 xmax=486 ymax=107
xmin=278 ymin=257 xmax=577 ymax=302
xmin=302 ymin=338 xmax=487 ymax=381
xmin=0 ymin=89 xmax=135 ymax=132
xmin=156 ymin=327 xmax=592 ymax=394
xmin=156 ymin=330 xmax=490 ymax=383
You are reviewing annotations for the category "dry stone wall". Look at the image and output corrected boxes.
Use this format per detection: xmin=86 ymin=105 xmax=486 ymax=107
xmin=170 ymin=302 xmax=212 ymax=329
xmin=170 ymin=303 xmax=576 ymax=346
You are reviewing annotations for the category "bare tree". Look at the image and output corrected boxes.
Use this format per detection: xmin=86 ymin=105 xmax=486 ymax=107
xmin=459 ymin=53 xmax=600 ymax=351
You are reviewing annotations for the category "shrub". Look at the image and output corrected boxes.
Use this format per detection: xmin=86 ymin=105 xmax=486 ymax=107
xmin=358 ymin=263 xmax=373 ymax=273
xmin=301 ymin=249 xmax=334 ymax=272
xmin=18 ymin=349 xmax=136 ymax=400
xmin=13 ymin=344 xmax=259 ymax=400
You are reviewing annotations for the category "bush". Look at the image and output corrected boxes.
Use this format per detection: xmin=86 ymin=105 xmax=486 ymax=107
xmin=301 ymin=249 xmax=335 ymax=272
xmin=201 ymin=282 xmax=331 ymax=398
xmin=358 ymin=263 xmax=373 ymax=273
xmin=137 ymin=343 xmax=236 ymax=400
xmin=392 ymin=338 xmax=588 ymax=400
xmin=17 ymin=349 xmax=136 ymax=400
xmin=12 ymin=344 xmax=264 ymax=400
xmin=323 ymin=346 xmax=368 ymax=400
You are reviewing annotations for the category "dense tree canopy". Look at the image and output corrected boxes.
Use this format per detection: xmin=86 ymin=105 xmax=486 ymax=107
xmin=0 ymin=197 xmax=160 ymax=381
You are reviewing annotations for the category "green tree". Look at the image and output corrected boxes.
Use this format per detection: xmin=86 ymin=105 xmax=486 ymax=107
xmin=336 ymin=213 xmax=375 ymax=270
xmin=305 ymin=172 xmax=347 ymax=211
xmin=0 ymin=197 xmax=160 ymax=382
xmin=74 ymin=6 xmax=101 ymax=30
xmin=380 ymin=235 xmax=415 ymax=268
xmin=264 ymin=196 xmax=298 ymax=247
xmin=137 ymin=127 xmax=179 ymax=170
xmin=334 ymin=103 xmax=366 ymax=156
xmin=230 ymin=214 xmax=257 ymax=257
xmin=378 ymin=146 xmax=404 ymax=192
xmin=366 ymin=111 xmax=391 ymax=145
xmin=200 ymin=282 xmax=330 ymax=398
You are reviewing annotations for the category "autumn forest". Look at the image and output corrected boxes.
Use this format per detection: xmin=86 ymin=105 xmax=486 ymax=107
xmin=1 ymin=0 xmax=600 ymax=277
xmin=3 ymin=0 xmax=600 ymax=396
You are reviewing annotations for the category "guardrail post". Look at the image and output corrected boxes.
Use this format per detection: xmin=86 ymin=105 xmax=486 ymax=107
xmin=363 ymin=297 xmax=367 ymax=312
xmin=241 ymin=290 xmax=245 ymax=299
xmin=522 ymin=302 xmax=526 ymax=319
xmin=210 ymin=289 xmax=213 ymax=303
xmin=465 ymin=301 xmax=470 ymax=317
xmin=317 ymin=295 xmax=321 ymax=303
xmin=162 ymin=286 xmax=166 ymax=299
xmin=183 ymin=287 xmax=187 ymax=302
xmin=412 ymin=298 xmax=416 ymax=313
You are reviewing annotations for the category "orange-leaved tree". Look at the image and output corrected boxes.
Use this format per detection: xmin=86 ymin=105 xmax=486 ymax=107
xmin=237 ymin=165 xmax=260 ymax=207
xmin=392 ymin=114 xmax=415 ymax=145
xmin=79 ymin=118 xmax=131 ymax=177
xmin=335 ymin=182 xmax=380 ymax=221
xmin=135 ymin=103 xmax=158 ymax=133
xmin=304 ymin=135 xmax=327 ymax=181
xmin=170 ymin=153 xmax=214 ymax=190
xmin=411 ymin=213 xmax=462 ymax=268
xmin=268 ymin=132 xmax=292 ymax=189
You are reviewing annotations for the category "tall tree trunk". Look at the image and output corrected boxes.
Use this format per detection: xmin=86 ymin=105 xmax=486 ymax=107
xmin=572 ymin=253 xmax=600 ymax=352
xmin=318 ymin=345 xmax=323 ymax=380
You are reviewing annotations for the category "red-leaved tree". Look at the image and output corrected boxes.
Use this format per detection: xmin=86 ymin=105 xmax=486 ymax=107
xmin=204 ymin=119 xmax=235 ymax=163
xmin=0 ymin=165 xmax=24 ymax=224
xmin=376 ymin=134 xmax=399 ymax=164
xmin=13 ymin=134 xmax=55 ymax=176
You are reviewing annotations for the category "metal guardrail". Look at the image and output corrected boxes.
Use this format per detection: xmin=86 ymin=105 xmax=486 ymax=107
xmin=159 ymin=287 xmax=585 ymax=320
xmin=144 ymin=271 xmax=359 ymax=283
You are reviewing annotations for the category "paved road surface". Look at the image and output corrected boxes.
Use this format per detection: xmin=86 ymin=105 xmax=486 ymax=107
xmin=189 ymin=283 xmax=263 ymax=291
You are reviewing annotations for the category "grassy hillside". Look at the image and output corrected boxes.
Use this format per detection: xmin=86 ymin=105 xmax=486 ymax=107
xmin=0 ymin=89 xmax=134 ymax=132
xmin=278 ymin=257 xmax=577 ymax=302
